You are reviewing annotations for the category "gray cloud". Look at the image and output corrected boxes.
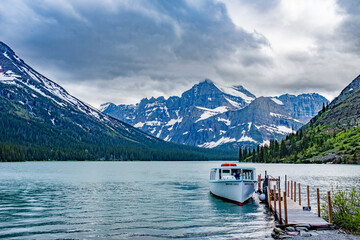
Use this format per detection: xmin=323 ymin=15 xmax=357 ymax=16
xmin=0 ymin=0 xmax=359 ymax=106
xmin=336 ymin=0 xmax=360 ymax=53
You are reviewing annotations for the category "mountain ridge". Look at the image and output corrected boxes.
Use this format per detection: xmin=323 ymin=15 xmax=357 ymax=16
xmin=240 ymin=74 xmax=360 ymax=164
xmin=101 ymin=79 xmax=328 ymax=150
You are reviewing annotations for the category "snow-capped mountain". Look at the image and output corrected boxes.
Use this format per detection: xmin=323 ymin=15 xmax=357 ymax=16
xmin=0 ymin=41 xmax=233 ymax=161
xmin=0 ymin=41 xmax=143 ymax=137
xmin=101 ymin=80 xmax=328 ymax=150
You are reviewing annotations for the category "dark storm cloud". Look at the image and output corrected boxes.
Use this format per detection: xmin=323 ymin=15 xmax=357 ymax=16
xmin=0 ymin=0 xmax=359 ymax=106
xmin=0 ymin=0 xmax=268 ymax=82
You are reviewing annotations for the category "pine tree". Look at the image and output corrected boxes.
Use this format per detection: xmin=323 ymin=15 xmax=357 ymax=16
xmin=280 ymin=140 xmax=287 ymax=158
xmin=238 ymin=148 xmax=243 ymax=162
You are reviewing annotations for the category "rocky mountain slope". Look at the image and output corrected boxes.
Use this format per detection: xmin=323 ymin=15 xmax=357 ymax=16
xmin=101 ymin=80 xmax=328 ymax=150
xmin=241 ymin=74 xmax=360 ymax=164
xmin=0 ymin=41 xmax=234 ymax=161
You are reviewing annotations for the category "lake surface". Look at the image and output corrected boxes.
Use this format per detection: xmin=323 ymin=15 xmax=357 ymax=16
xmin=0 ymin=162 xmax=359 ymax=239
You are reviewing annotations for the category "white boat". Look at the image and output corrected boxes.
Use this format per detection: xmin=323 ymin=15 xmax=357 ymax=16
xmin=209 ymin=163 xmax=257 ymax=205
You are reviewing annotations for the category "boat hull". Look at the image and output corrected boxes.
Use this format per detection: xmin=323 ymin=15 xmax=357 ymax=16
xmin=210 ymin=180 xmax=256 ymax=203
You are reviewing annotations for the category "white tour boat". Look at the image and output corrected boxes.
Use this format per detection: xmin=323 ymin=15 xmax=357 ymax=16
xmin=209 ymin=163 xmax=257 ymax=205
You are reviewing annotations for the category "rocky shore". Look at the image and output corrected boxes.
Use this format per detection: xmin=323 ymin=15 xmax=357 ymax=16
xmin=271 ymin=224 xmax=360 ymax=239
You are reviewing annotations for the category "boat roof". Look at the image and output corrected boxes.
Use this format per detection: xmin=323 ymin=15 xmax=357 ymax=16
xmin=212 ymin=166 xmax=256 ymax=170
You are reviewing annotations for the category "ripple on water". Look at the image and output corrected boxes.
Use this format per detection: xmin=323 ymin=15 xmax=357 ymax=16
xmin=1 ymin=162 xmax=358 ymax=239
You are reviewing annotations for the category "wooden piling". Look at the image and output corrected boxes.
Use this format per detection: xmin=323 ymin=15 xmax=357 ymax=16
xmin=258 ymin=174 xmax=261 ymax=192
xmin=328 ymin=191 xmax=333 ymax=224
xmin=261 ymin=171 xmax=330 ymax=227
xmin=299 ymin=183 xmax=301 ymax=206
xmin=278 ymin=187 xmax=282 ymax=222
xmin=287 ymin=181 xmax=290 ymax=197
xmin=283 ymin=191 xmax=288 ymax=225
xmin=317 ymin=188 xmax=320 ymax=217
xmin=268 ymin=179 xmax=271 ymax=210
xmin=307 ymin=185 xmax=310 ymax=207
xmin=273 ymin=185 xmax=277 ymax=215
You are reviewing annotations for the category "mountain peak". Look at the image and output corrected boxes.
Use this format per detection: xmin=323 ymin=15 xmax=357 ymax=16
xmin=331 ymin=74 xmax=360 ymax=106
xmin=98 ymin=102 xmax=114 ymax=112
xmin=213 ymin=82 xmax=256 ymax=103
xmin=203 ymin=79 xmax=214 ymax=84
xmin=0 ymin=41 xmax=14 ymax=54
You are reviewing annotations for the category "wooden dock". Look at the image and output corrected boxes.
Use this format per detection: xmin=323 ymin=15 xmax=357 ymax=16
xmin=258 ymin=172 xmax=332 ymax=227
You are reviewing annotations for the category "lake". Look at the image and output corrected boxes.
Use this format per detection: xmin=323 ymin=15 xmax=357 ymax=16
xmin=0 ymin=162 xmax=359 ymax=239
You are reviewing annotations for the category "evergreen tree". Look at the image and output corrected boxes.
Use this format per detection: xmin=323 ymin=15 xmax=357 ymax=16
xmin=243 ymin=147 xmax=248 ymax=160
xmin=280 ymin=140 xmax=287 ymax=158
xmin=238 ymin=148 xmax=243 ymax=162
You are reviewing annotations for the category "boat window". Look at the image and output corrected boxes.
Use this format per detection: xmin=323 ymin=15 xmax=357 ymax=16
xmin=222 ymin=169 xmax=231 ymax=176
xmin=243 ymin=170 xmax=253 ymax=180
xmin=231 ymin=169 xmax=241 ymax=179
xmin=210 ymin=169 xmax=217 ymax=180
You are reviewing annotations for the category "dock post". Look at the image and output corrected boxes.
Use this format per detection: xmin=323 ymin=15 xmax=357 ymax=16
xmin=294 ymin=181 xmax=296 ymax=202
xmin=278 ymin=187 xmax=282 ymax=223
xmin=291 ymin=181 xmax=293 ymax=199
xmin=283 ymin=192 xmax=288 ymax=225
xmin=268 ymin=179 xmax=271 ymax=210
xmin=317 ymin=188 xmax=320 ymax=217
xmin=307 ymin=185 xmax=310 ymax=207
xmin=273 ymin=185 xmax=277 ymax=216
xmin=258 ymin=174 xmax=261 ymax=192
xmin=299 ymin=183 xmax=301 ymax=206
xmin=284 ymin=175 xmax=287 ymax=196
xmin=328 ymin=191 xmax=333 ymax=224
xmin=287 ymin=181 xmax=289 ymax=197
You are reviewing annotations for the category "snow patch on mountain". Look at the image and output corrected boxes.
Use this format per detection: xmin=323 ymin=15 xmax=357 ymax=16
xmin=225 ymin=97 xmax=241 ymax=108
xmin=217 ymin=117 xmax=231 ymax=126
xmin=276 ymin=125 xmax=295 ymax=134
xmin=134 ymin=122 xmax=145 ymax=128
xmin=98 ymin=102 xmax=112 ymax=112
xmin=215 ymin=83 xmax=255 ymax=103
xmin=195 ymin=106 xmax=228 ymax=122
xmin=248 ymin=122 xmax=252 ymax=131
xmin=270 ymin=112 xmax=287 ymax=118
xmin=166 ymin=117 xmax=183 ymax=126
xmin=238 ymin=135 xmax=257 ymax=143
xmin=3 ymin=52 xmax=11 ymax=60
xmin=198 ymin=137 xmax=237 ymax=148
xmin=271 ymin=98 xmax=284 ymax=105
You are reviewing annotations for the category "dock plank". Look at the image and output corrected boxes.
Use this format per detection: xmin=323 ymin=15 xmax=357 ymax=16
xmin=273 ymin=195 xmax=329 ymax=226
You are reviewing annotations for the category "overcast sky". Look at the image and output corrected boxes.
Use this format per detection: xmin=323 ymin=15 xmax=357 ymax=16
xmin=1 ymin=0 xmax=359 ymax=107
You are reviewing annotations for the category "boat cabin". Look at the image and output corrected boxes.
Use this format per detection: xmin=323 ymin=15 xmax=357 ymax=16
xmin=210 ymin=163 xmax=256 ymax=181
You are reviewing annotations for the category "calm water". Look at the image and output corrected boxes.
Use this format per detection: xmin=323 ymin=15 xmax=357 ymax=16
xmin=0 ymin=162 xmax=359 ymax=239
